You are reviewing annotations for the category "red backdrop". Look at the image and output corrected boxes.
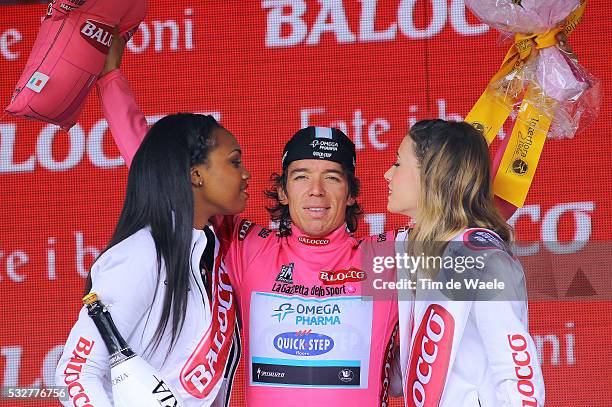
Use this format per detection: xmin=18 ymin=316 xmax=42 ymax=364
xmin=1 ymin=1 xmax=611 ymax=406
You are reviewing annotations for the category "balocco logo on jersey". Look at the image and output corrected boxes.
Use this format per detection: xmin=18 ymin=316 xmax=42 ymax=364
xmin=319 ymin=267 xmax=366 ymax=285
xmin=298 ymin=236 xmax=330 ymax=246
xmin=58 ymin=2 xmax=75 ymax=12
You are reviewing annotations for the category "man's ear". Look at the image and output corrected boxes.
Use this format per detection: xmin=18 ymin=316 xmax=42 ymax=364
xmin=278 ymin=185 xmax=288 ymax=205
xmin=191 ymin=166 xmax=204 ymax=187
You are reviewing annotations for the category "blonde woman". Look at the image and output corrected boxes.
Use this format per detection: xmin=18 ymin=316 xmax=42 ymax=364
xmin=384 ymin=120 xmax=544 ymax=407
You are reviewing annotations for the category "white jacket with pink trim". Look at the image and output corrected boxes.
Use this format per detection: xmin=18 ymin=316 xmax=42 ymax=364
xmin=397 ymin=228 xmax=545 ymax=407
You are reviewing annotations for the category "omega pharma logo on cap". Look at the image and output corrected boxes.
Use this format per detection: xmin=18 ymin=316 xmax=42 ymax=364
xmin=282 ymin=126 xmax=356 ymax=171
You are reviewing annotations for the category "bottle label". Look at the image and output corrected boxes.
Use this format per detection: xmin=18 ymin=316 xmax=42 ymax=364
xmin=110 ymin=348 xmax=136 ymax=369
xmin=111 ymin=358 xmax=184 ymax=406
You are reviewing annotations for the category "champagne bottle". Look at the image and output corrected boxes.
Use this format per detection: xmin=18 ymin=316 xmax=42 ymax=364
xmin=83 ymin=292 xmax=184 ymax=407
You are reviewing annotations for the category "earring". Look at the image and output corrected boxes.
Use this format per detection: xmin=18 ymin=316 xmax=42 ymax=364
xmin=198 ymin=181 xmax=203 ymax=186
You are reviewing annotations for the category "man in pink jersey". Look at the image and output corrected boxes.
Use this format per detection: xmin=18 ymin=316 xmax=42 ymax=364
xmin=97 ymin=38 xmax=401 ymax=406
xmin=214 ymin=127 xmax=401 ymax=406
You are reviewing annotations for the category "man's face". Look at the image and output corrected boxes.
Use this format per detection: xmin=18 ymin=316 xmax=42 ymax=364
xmin=279 ymin=160 xmax=355 ymax=237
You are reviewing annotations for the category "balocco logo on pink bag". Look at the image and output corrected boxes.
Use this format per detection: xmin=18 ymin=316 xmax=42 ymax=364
xmin=80 ymin=20 xmax=114 ymax=54
xmin=406 ymin=304 xmax=454 ymax=407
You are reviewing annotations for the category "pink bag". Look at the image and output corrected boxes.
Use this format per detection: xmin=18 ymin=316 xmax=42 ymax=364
xmin=5 ymin=0 xmax=147 ymax=130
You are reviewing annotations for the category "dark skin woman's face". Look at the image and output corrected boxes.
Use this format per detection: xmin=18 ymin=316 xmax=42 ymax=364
xmin=191 ymin=127 xmax=250 ymax=226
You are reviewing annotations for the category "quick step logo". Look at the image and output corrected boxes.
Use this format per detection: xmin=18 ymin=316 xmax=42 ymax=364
xmin=273 ymin=331 xmax=334 ymax=356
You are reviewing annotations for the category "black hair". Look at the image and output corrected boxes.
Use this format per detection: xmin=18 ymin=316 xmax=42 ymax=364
xmin=84 ymin=113 xmax=221 ymax=354
xmin=264 ymin=163 xmax=363 ymax=235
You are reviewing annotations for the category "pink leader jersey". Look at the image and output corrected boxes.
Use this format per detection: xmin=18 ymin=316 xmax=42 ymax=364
xmin=97 ymin=70 xmax=400 ymax=406
xmin=216 ymin=218 xmax=400 ymax=406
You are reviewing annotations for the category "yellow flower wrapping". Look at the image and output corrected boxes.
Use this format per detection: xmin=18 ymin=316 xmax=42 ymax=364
xmin=465 ymin=0 xmax=587 ymax=208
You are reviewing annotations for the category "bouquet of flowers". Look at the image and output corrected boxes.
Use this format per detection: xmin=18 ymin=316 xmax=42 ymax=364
xmin=466 ymin=0 xmax=600 ymax=140
xmin=464 ymin=0 xmax=600 ymax=209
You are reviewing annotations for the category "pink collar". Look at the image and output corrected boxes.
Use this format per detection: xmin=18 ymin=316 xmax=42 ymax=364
xmin=288 ymin=223 xmax=350 ymax=249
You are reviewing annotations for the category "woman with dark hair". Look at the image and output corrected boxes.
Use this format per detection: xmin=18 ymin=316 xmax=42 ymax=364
xmin=55 ymin=113 xmax=250 ymax=406
xmin=384 ymin=120 xmax=544 ymax=406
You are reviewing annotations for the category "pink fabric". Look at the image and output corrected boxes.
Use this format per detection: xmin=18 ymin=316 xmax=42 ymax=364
xmin=97 ymin=69 xmax=147 ymax=167
xmin=217 ymin=218 xmax=400 ymax=406
xmin=5 ymin=0 xmax=147 ymax=130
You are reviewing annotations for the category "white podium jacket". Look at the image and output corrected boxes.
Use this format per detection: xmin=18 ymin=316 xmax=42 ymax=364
xmin=55 ymin=227 xmax=240 ymax=407
xmin=397 ymin=228 xmax=545 ymax=407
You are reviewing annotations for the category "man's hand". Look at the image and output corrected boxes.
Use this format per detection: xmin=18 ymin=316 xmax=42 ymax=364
xmin=99 ymin=27 xmax=126 ymax=77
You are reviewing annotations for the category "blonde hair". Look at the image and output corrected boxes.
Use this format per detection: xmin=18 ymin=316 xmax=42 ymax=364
xmin=406 ymin=120 xmax=511 ymax=261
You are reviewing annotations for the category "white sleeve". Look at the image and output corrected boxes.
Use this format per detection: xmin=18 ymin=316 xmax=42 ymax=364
xmin=472 ymin=252 xmax=545 ymax=407
xmin=55 ymin=232 xmax=159 ymax=406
